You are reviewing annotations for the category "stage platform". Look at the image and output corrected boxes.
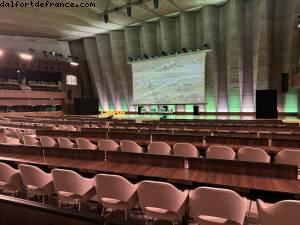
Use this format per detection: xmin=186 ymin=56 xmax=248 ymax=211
xmin=94 ymin=113 xmax=300 ymax=123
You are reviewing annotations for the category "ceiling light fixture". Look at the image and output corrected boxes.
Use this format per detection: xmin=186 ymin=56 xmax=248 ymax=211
xmin=99 ymin=0 xmax=153 ymax=19
xmin=70 ymin=62 xmax=79 ymax=66
xmin=19 ymin=53 xmax=33 ymax=61
xmin=126 ymin=6 xmax=132 ymax=16
xmin=104 ymin=12 xmax=109 ymax=23
xmin=153 ymin=0 xmax=159 ymax=9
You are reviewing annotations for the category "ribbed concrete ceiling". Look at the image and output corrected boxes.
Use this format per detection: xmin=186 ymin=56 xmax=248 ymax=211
xmin=0 ymin=0 xmax=227 ymax=40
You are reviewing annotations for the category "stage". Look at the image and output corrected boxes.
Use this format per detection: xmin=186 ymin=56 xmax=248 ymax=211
xmin=94 ymin=113 xmax=300 ymax=123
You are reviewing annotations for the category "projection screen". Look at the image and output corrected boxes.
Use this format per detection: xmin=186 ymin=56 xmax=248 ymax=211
xmin=132 ymin=51 xmax=206 ymax=105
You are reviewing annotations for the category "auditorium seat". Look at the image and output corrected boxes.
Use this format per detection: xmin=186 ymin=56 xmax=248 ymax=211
xmin=98 ymin=139 xmax=119 ymax=151
xmin=40 ymin=136 xmax=57 ymax=148
xmin=22 ymin=135 xmax=40 ymax=146
xmin=19 ymin=164 xmax=55 ymax=203
xmin=206 ymin=145 xmax=236 ymax=160
xmin=274 ymin=149 xmax=300 ymax=167
xmin=58 ymin=125 xmax=68 ymax=131
xmin=95 ymin=174 xmax=138 ymax=221
xmin=58 ymin=137 xmax=75 ymax=149
xmin=0 ymin=162 xmax=23 ymax=196
xmin=67 ymin=125 xmax=77 ymax=132
xmin=274 ymin=149 xmax=300 ymax=178
xmin=120 ymin=140 xmax=143 ymax=153
xmin=0 ymin=133 xmax=20 ymax=145
xmin=147 ymin=142 xmax=172 ymax=155
xmin=137 ymin=180 xmax=188 ymax=225
xmin=172 ymin=143 xmax=199 ymax=158
xmin=76 ymin=138 xmax=97 ymax=150
xmin=189 ymin=187 xmax=247 ymax=225
xmin=237 ymin=147 xmax=270 ymax=163
xmin=51 ymin=125 xmax=60 ymax=130
xmin=256 ymin=199 xmax=300 ymax=225
xmin=91 ymin=124 xmax=99 ymax=128
xmin=51 ymin=169 xmax=96 ymax=211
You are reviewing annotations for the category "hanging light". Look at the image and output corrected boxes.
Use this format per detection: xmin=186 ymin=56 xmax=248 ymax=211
xmin=153 ymin=0 xmax=159 ymax=9
xmin=104 ymin=12 xmax=109 ymax=23
xmin=126 ymin=6 xmax=132 ymax=16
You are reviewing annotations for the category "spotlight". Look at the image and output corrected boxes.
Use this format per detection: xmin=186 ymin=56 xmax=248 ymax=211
xmin=19 ymin=53 xmax=33 ymax=61
xmin=202 ymin=43 xmax=209 ymax=49
xmin=104 ymin=13 xmax=109 ymax=23
xmin=144 ymin=54 xmax=149 ymax=59
xmin=161 ymin=51 xmax=167 ymax=56
xmin=70 ymin=62 xmax=79 ymax=66
xmin=182 ymin=48 xmax=187 ymax=53
xmin=0 ymin=49 xmax=3 ymax=57
xmin=126 ymin=6 xmax=132 ymax=17
xmin=153 ymin=0 xmax=159 ymax=9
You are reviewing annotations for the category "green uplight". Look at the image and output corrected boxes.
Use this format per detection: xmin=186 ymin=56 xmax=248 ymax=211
xmin=284 ymin=91 xmax=298 ymax=113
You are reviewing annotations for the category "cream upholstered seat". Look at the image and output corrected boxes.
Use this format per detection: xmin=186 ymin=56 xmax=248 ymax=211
xmin=0 ymin=162 xmax=23 ymax=195
xmin=0 ymin=133 xmax=20 ymax=145
xmin=95 ymin=174 xmax=138 ymax=220
xmin=173 ymin=143 xmax=199 ymax=157
xmin=19 ymin=164 xmax=55 ymax=203
xmin=58 ymin=137 xmax=75 ymax=149
xmin=137 ymin=180 xmax=188 ymax=224
xmin=58 ymin=125 xmax=68 ymax=130
xmin=120 ymin=140 xmax=143 ymax=153
xmin=22 ymin=135 xmax=40 ymax=146
xmin=274 ymin=149 xmax=300 ymax=167
xmin=274 ymin=149 xmax=300 ymax=179
xmin=40 ymin=136 xmax=57 ymax=148
xmin=98 ymin=139 xmax=119 ymax=151
xmin=147 ymin=142 xmax=171 ymax=155
xmin=189 ymin=187 xmax=247 ymax=225
xmin=237 ymin=147 xmax=270 ymax=163
xmin=257 ymin=199 xmax=300 ymax=225
xmin=52 ymin=169 xmax=95 ymax=211
xmin=206 ymin=145 xmax=236 ymax=160
xmin=67 ymin=125 xmax=77 ymax=131
xmin=76 ymin=138 xmax=97 ymax=150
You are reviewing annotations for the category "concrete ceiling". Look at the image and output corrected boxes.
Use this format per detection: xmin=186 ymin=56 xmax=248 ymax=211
xmin=0 ymin=0 xmax=227 ymax=41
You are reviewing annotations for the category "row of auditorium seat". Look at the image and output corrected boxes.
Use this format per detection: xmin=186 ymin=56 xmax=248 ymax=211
xmin=0 ymin=162 xmax=298 ymax=225
xmin=8 ymin=135 xmax=299 ymax=168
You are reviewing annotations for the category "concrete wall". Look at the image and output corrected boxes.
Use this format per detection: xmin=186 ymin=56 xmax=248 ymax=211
xmin=69 ymin=0 xmax=300 ymax=113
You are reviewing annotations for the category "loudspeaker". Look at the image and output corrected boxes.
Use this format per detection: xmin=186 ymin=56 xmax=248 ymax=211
xmin=74 ymin=98 xmax=99 ymax=115
xmin=67 ymin=89 xmax=72 ymax=101
xmin=256 ymin=90 xmax=278 ymax=119
xmin=281 ymin=73 xmax=289 ymax=92
xmin=193 ymin=105 xmax=199 ymax=115
xmin=138 ymin=106 xmax=143 ymax=114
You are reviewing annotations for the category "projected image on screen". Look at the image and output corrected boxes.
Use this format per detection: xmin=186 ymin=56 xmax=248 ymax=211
xmin=132 ymin=52 xmax=206 ymax=105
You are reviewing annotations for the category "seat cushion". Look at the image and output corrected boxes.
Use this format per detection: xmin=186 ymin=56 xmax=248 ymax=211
xmin=58 ymin=191 xmax=82 ymax=203
xmin=0 ymin=181 xmax=17 ymax=192
xmin=197 ymin=215 xmax=238 ymax=225
xmin=144 ymin=207 xmax=179 ymax=221
xmin=27 ymin=185 xmax=48 ymax=196
xmin=101 ymin=197 xmax=133 ymax=210
xmin=145 ymin=207 xmax=168 ymax=214
xmin=101 ymin=197 xmax=120 ymax=204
